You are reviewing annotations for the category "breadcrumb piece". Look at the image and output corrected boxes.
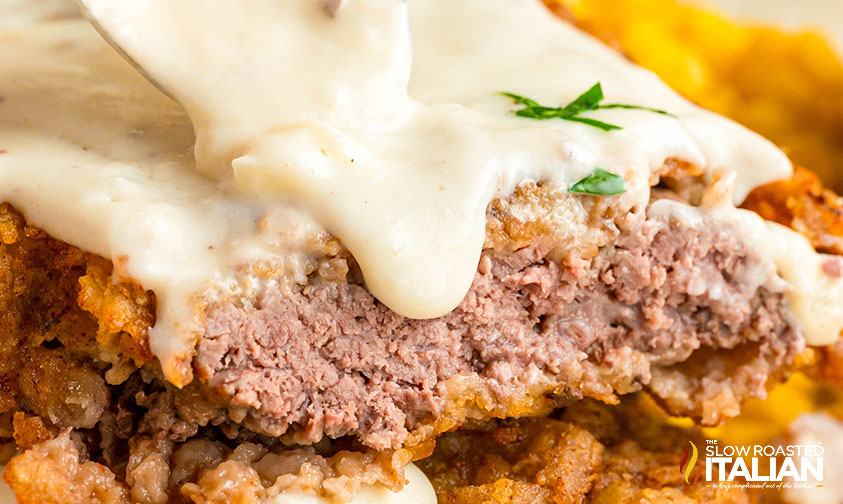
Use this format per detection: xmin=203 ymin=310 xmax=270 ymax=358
xmin=78 ymin=260 xmax=156 ymax=364
xmin=180 ymin=460 xmax=263 ymax=504
xmin=742 ymin=168 xmax=843 ymax=255
xmin=3 ymin=430 xmax=130 ymax=504
xmin=12 ymin=411 xmax=53 ymax=452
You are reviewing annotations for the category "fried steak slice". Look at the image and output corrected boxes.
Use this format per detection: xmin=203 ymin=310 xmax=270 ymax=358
xmin=0 ymin=160 xmax=816 ymax=500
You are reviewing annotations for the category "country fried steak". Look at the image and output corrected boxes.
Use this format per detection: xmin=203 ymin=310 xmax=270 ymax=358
xmin=0 ymin=169 xmax=815 ymax=501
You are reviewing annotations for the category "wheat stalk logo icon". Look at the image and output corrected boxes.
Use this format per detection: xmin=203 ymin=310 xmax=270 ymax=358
xmin=679 ymin=441 xmax=700 ymax=484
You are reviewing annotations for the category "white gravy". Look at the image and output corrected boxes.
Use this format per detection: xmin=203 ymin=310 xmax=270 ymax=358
xmin=77 ymin=0 xmax=791 ymax=322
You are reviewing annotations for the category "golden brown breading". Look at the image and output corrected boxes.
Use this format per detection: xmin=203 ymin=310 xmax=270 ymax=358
xmin=742 ymin=168 xmax=843 ymax=255
xmin=78 ymin=260 xmax=156 ymax=364
xmin=3 ymin=430 xmax=130 ymax=504
xmin=0 ymin=203 xmax=158 ymax=431
xmin=5 ymin=429 xmax=418 ymax=503
xmin=808 ymin=339 xmax=843 ymax=392
xmin=0 ymin=203 xmax=154 ymax=362
xmin=12 ymin=412 xmax=54 ymax=452
xmin=739 ymin=169 xmax=843 ymax=392
xmin=5 ymin=396 xmax=757 ymax=504
xmin=417 ymin=396 xmax=756 ymax=504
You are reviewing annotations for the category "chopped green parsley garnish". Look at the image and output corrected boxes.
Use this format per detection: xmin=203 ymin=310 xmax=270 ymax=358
xmin=502 ymin=82 xmax=674 ymax=132
xmin=568 ymin=169 xmax=627 ymax=196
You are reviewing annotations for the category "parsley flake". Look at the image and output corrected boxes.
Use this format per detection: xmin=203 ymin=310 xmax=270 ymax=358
xmin=568 ymin=169 xmax=627 ymax=196
xmin=502 ymin=83 xmax=674 ymax=132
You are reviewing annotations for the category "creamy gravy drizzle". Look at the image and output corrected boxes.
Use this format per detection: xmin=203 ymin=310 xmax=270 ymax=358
xmin=2 ymin=0 xmax=841 ymax=383
xmin=78 ymin=0 xmax=789 ymax=317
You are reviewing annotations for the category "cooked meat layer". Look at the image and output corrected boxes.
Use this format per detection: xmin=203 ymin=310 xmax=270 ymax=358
xmin=194 ymin=201 xmax=802 ymax=449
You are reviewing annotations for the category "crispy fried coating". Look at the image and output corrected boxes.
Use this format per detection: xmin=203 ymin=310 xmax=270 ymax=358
xmin=19 ymin=346 xmax=108 ymax=429
xmin=5 ymin=396 xmax=756 ymax=504
xmin=418 ymin=397 xmax=755 ymax=504
xmin=180 ymin=460 xmax=264 ymax=504
xmin=0 ymin=204 xmax=97 ymax=424
xmin=0 ymin=204 xmax=156 ymax=439
xmin=420 ymin=420 xmax=603 ymax=503
xmin=739 ymin=168 xmax=843 ymax=394
xmin=5 ymin=428 xmax=417 ymax=504
xmin=418 ymin=396 xmax=756 ymax=504
xmin=484 ymin=180 xmax=628 ymax=259
xmin=742 ymin=167 xmax=843 ymax=255
xmin=816 ymin=341 xmax=843 ymax=385
xmin=78 ymin=259 xmax=156 ymax=364
xmin=0 ymin=203 xmax=154 ymax=361
xmin=12 ymin=411 xmax=54 ymax=452
xmin=3 ymin=430 xmax=130 ymax=504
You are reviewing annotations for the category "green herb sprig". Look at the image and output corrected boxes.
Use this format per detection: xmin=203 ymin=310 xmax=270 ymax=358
xmin=502 ymin=82 xmax=674 ymax=132
xmin=568 ymin=168 xmax=626 ymax=196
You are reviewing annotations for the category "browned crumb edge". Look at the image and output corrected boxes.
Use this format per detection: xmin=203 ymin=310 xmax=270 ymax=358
xmin=5 ymin=395 xmax=762 ymax=504
xmin=0 ymin=161 xmax=838 ymax=502
xmin=419 ymin=395 xmax=760 ymax=504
